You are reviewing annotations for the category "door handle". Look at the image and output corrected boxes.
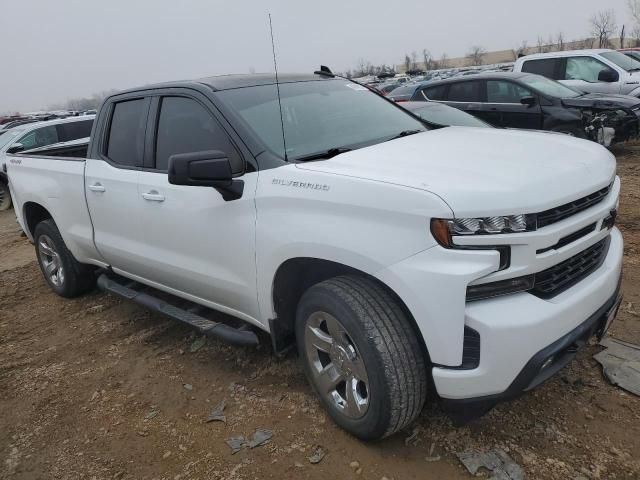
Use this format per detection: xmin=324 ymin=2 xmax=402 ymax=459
xmin=88 ymin=183 xmax=105 ymax=193
xmin=142 ymin=190 xmax=165 ymax=202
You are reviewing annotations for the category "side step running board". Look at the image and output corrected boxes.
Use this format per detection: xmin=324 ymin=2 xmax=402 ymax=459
xmin=97 ymin=274 xmax=259 ymax=346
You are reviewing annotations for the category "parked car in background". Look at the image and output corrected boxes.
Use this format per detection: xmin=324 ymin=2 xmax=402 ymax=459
xmin=619 ymin=48 xmax=640 ymax=63
xmin=378 ymin=82 xmax=401 ymax=96
xmin=0 ymin=116 xmax=94 ymax=210
xmin=387 ymin=82 xmax=429 ymax=102
xmin=514 ymin=49 xmax=640 ymax=97
xmin=401 ymin=101 xmax=492 ymax=128
xmin=412 ymin=72 xmax=640 ymax=146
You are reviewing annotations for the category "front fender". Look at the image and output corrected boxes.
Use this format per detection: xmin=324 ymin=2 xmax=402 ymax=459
xmin=255 ymin=165 xmax=453 ymax=323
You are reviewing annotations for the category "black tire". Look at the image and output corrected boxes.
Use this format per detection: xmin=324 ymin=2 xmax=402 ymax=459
xmin=33 ymin=219 xmax=96 ymax=298
xmin=0 ymin=180 xmax=12 ymax=211
xmin=295 ymin=275 xmax=427 ymax=440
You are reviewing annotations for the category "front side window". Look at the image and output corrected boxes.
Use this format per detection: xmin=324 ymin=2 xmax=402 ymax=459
xmin=216 ymin=80 xmax=426 ymax=161
xmin=447 ymin=81 xmax=482 ymax=102
xmin=18 ymin=126 xmax=59 ymax=150
xmin=600 ymin=51 xmax=640 ymax=72
xmin=486 ymin=81 xmax=532 ymax=103
xmin=106 ymin=99 xmax=148 ymax=167
xmin=154 ymin=97 xmax=243 ymax=173
xmin=520 ymin=75 xmax=582 ymax=98
xmin=521 ymin=58 xmax=561 ymax=79
xmin=565 ymin=57 xmax=615 ymax=83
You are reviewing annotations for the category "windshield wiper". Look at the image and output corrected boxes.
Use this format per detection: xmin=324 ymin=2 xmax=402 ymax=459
xmin=294 ymin=147 xmax=352 ymax=162
xmin=629 ymin=68 xmax=640 ymax=73
xmin=386 ymin=129 xmax=423 ymax=141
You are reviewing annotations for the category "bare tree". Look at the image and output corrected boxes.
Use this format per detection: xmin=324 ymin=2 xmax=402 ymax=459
xmin=422 ymin=49 xmax=433 ymax=71
xmin=515 ymin=40 xmax=528 ymax=59
xmin=466 ymin=46 xmax=486 ymax=66
xmin=630 ymin=0 xmax=640 ymax=23
xmin=404 ymin=54 xmax=411 ymax=73
xmin=536 ymin=36 xmax=546 ymax=53
xmin=621 ymin=24 xmax=627 ymax=49
xmin=556 ymin=32 xmax=565 ymax=51
xmin=410 ymin=51 xmax=418 ymax=71
xmin=439 ymin=53 xmax=450 ymax=69
xmin=590 ymin=10 xmax=617 ymax=48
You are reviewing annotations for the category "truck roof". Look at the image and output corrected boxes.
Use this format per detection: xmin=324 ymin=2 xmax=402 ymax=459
xmin=116 ymin=73 xmax=337 ymax=95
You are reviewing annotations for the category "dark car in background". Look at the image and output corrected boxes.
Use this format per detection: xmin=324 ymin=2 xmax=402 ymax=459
xmin=401 ymin=101 xmax=491 ymax=128
xmin=406 ymin=72 xmax=640 ymax=146
xmin=387 ymin=82 xmax=428 ymax=102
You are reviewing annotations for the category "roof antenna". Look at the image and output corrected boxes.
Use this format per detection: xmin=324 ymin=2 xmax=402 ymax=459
xmin=268 ymin=13 xmax=288 ymax=162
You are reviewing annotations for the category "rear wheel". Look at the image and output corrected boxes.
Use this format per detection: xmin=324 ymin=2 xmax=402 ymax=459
xmin=34 ymin=219 xmax=96 ymax=297
xmin=296 ymin=275 xmax=427 ymax=440
xmin=0 ymin=180 xmax=12 ymax=211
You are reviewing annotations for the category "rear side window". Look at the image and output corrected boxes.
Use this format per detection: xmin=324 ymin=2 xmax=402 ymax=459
xmin=58 ymin=119 xmax=94 ymax=142
xmin=447 ymin=81 xmax=482 ymax=102
xmin=420 ymin=85 xmax=447 ymax=101
xmin=106 ymin=99 xmax=148 ymax=167
xmin=521 ymin=58 xmax=561 ymax=79
xmin=154 ymin=96 xmax=243 ymax=173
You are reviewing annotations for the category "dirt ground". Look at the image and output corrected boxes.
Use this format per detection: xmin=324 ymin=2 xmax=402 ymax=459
xmin=1 ymin=144 xmax=639 ymax=480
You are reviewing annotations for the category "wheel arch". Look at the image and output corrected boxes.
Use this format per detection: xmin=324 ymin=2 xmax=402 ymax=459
xmin=23 ymin=201 xmax=54 ymax=238
xmin=269 ymin=257 xmax=430 ymax=364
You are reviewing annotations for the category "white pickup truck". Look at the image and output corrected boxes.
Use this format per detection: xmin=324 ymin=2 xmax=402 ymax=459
xmin=7 ymin=72 xmax=623 ymax=440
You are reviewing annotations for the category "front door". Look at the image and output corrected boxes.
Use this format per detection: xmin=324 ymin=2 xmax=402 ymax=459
xmin=136 ymin=94 xmax=260 ymax=323
xmin=561 ymin=56 xmax=621 ymax=94
xmin=485 ymin=80 xmax=542 ymax=129
xmin=85 ymin=97 xmax=150 ymax=275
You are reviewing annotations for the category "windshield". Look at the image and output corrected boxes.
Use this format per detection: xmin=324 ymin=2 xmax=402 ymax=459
xmin=0 ymin=128 xmax=24 ymax=150
xmin=520 ymin=75 xmax=581 ymax=98
xmin=600 ymin=51 xmax=640 ymax=71
xmin=410 ymin=103 xmax=490 ymax=128
xmin=216 ymin=79 xmax=426 ymax=160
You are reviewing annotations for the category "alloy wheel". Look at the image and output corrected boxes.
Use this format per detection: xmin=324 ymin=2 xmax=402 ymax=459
xmin=38 ymin=234 xmax=65 ymax=287
xmin=304 ymin=312 xmax=370 ymax=419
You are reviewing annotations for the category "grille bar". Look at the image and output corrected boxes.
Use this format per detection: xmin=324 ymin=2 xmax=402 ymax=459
xmin=536 ymin=184 xmax=611 ymax=229
xmin=531 ymin=237 xmax=610 ymax=299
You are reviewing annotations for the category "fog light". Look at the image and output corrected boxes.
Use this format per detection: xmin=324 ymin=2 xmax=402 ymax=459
xmin=466 ymin=275 xmax=535 ymax=302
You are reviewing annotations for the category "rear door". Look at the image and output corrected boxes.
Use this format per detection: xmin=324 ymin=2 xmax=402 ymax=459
xmin=135 ymin=91 xmax=260 ymax=322
xmin=485 ymin=80 xmax=543 ymax=129
xmin=442 ymin=80 xmax=501 ymax=125
xmin=85 ymin=97 xmax=150 ymax=274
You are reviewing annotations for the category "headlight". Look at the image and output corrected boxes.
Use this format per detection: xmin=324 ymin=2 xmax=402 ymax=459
xmin=431 ymin=215 xmax=535 ymax=247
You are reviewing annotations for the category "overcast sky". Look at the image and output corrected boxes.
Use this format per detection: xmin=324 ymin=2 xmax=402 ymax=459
xmin=0 ymin=0 xmax=631 ymax=113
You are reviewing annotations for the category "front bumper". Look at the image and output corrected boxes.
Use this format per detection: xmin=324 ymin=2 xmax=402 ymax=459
xmin=431 ymin=227 xmax=623 ymax=399
xmin=441 ymin=283 xmax=622 ymax=424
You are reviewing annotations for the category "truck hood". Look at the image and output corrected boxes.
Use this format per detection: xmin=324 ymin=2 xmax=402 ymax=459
xmin=295 ymin=127 xmax=616 ymax=217
xmin=562 ymin=92 xmax=640 ymax=110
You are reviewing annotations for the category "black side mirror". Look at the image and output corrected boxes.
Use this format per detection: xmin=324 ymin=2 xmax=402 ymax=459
xmin=520 ymin=96 xmax=537 ymax=107
xmin=6 ymin=143 xmax=24 ymax=154
xmin=598 ymin=69 xmax=619 ymax=83
xmin=168 ymin=150 xmax=243 ymax=201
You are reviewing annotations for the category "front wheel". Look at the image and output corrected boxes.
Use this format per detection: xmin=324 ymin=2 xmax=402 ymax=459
xmin=295 ymin=275 xmax=428 ymax=440
xmin=34 ymin=219 xmax=96 ymax=297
